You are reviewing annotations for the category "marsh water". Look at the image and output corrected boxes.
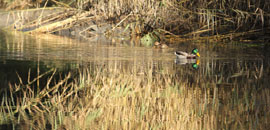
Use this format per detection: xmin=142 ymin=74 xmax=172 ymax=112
xmin=1 ymin=29 xmax=270 ymax=129
xmin=1 ymin=30 xmax=269 ymax=87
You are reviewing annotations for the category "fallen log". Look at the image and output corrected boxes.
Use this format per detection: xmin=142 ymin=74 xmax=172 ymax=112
xmin=29 ymin=11 xmax=93 ymax=34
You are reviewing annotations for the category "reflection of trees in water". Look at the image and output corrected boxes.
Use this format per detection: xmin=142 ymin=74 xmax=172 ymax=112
xmin=0 ymin=30 xmax=78 ymax=88
xmin=0 ymin=60 xmax=76 ymax=90
xmin=0 ymin=55 xmax=270 ymax=129
xmin=1 ymin=60 xmax=269 ymax=130
xmin=1 ymin=29 xmax=269 ymax=89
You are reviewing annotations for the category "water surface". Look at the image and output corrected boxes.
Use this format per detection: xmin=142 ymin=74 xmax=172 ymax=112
xmin=1 ymin=29 xmax=269 ymax=89
xmin=0 ymin=29 xmax=270 ymax=129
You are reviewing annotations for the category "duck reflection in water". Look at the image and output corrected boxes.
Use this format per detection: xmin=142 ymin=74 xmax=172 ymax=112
xmin=175 ymin=59 xmax=200 ymax=69
xmin=174 ymin=48 xmax=200 ymax=69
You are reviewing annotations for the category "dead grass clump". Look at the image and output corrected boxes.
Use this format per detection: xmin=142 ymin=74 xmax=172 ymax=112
xmin=3 ymin=0 xmax=270 ymax=42
xmin=79 ymin=0 xmax=270 ymax=39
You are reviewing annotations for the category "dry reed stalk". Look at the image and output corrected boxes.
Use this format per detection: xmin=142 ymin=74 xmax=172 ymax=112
xmin=107 ymin=12 xmax=133 ymax=34
xmin=29 ymin=11 xmax=93 ymax=34
xmin=50 ymin=0 xmax=71 ymax=8
xmin=3 ymin=0 xmax=270 ymax=35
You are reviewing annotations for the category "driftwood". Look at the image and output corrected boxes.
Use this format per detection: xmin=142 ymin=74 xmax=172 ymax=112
xmin=15 ymin=9 xmax=77 ymax=31
xmin=0 ymin=7 xmax=66 ymax=28
xmin=0 ymin=7 xmax=147 ymax=40
xmin=29 ymin=11 xmax=93 ymax=34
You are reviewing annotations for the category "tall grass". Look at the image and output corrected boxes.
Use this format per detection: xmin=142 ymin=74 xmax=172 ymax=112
xmin=2 ymin=0 xmax=269 ymax=38
xmin=0 ymin=62 xmax=269 ymax=129
xmin=79 ymin=0 xmax=270 ymax=36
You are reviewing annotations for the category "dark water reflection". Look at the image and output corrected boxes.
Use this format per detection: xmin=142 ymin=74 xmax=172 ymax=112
xmin=0 ymin=30 xmax=172 ymax=88
xmin=0 ymin=29 xmax=270 ymax=88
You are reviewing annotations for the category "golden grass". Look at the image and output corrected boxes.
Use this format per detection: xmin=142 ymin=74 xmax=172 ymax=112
xmin=3 ymin=0 xmax=269 ymax=39
xmin=1 ymin=64 xmax=269 ymax=129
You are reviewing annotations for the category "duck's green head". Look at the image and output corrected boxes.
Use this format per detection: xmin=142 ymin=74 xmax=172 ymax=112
xmin=192 ymin=48 xmax=200 ymax=57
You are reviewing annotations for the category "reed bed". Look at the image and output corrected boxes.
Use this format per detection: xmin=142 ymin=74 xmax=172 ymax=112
xmin=0 ymin=63 xmax=269 ymax=129
xmin=1 ymin=0 xmax=269 ymax=41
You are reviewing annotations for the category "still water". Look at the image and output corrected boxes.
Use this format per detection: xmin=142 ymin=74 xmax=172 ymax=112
xmin=1 ymin=29 xmax=269 ymax=88
xmin=0 ymin=29 xmax=173 ymax=88
xmin=0 ymin=29 xmax=270 ymax=129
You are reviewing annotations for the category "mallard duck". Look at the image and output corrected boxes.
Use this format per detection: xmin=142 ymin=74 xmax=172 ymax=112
xmin=153 ymin=41 xmax=168 ymax=49
xmin=175 ymin=48 xmax=200 ymax=59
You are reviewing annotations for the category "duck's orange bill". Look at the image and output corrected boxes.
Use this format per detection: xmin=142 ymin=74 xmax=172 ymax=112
xmin=196 ymin=52 xmax=200 ymax=57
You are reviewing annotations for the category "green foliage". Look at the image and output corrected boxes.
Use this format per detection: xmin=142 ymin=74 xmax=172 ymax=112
xmin=140 ymin=32 xmax=159 ymax=47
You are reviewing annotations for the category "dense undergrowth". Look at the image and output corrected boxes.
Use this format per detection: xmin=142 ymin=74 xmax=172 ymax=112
xmin=1 ymin=0 xmax=270 ymax=42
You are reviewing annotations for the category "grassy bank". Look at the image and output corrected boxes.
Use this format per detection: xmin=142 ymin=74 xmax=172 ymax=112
xmin=1 ymin=0 xmax=270 ymax=42
xmin=0 ymin=64 xmax=269 ymax=129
